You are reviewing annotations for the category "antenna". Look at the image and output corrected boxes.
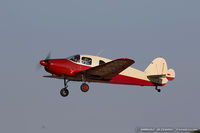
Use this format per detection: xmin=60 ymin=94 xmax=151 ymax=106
xmin=96 ymin=50 xmax=104 ymax=56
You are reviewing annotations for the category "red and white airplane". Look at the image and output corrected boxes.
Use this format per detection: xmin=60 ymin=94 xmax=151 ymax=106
xmin=40 ymin=54 xmax=175 ymax=97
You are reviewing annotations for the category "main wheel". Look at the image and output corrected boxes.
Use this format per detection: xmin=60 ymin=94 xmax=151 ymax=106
xmin=80 ymin=83 xmax=89 ymax=92
xmin=60 ymin=88 xmax=69 ymax=97
xmin=157 ymin=89 xmax=161 ymax=92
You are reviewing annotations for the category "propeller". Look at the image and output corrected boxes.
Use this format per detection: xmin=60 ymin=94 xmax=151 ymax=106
xmin=36 ymin=52 xmax=51 ymax=70
xmin=44 ymin=52 xmax=51 ymax=62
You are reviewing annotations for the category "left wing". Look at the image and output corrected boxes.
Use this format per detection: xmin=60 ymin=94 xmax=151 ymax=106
xmin=77 ymin=58 xmax=135 ymax=80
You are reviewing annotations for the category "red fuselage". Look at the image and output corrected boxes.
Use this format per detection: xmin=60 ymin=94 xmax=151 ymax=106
xmin=40 ymin=59 xmax=90 ymax=76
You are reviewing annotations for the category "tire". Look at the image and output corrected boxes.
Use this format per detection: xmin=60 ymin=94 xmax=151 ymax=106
xmin=60 ymin=88 xmax=69 ymax=97
xmin=80 ymin=83 xmax=89 ymax=92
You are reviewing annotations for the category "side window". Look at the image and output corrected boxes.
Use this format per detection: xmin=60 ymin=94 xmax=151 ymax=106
xmin=82 ymin=57 xmax=92 ymax=65
xmin=99 ymin=60 xmax=105 ymax=65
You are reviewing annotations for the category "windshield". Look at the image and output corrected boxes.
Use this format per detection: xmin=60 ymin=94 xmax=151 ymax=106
xmin=67 ymin=55 xmax=80 ymax=63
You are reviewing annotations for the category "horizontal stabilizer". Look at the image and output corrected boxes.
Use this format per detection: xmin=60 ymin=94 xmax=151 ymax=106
xmin=147 ymin=74 xmax=166 ymax=79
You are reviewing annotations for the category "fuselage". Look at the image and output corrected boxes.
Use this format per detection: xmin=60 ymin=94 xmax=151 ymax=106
xmin=40 ymin=54 xmax=166 ymax=86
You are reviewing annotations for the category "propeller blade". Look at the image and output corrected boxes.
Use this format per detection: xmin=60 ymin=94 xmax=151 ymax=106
xmin=36 ymin=52 xmax=52 ymax=71
xmin=45 ymin=52 xmax=51 ymax=60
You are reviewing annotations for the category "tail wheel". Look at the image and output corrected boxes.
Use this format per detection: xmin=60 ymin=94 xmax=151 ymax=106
xmin=155 ymin=86 xmax=161 ymax=93
xmin=80 ymin=83 xmax=89 ymax=92
xmin=60 ymin=88 xmax=69 ymax=97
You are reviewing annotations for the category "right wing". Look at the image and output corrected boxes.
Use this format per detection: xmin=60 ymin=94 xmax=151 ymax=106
xmin=77 ymin=58 xmax=135 ymax=80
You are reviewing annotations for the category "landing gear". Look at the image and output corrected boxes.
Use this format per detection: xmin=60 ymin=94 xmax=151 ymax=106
xmin=80 ymin=74 xmax=89 ymax=93
xmin=60 ymin=78 xmax=70 ymax=97
xmin=80 ymin=83 xmax=89 ymax=92
xmin=155 ymin=86 xmax=161 ymax=92
xmin=59 ymin=76 xmax=90 ymax=97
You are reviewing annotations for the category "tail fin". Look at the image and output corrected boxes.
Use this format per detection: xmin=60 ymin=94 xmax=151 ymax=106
xmin=145 ymin=57 xmax=168 ymax=76
xmin=145 ymin=57 xmax=175 ymax=85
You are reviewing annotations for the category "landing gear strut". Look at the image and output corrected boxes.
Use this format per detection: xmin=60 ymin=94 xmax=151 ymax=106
xmin=155 ymin=86 xmax=161 ymax=92
xmin=60 ymin=78 xmax=70 ymax=97
xmin=80 ymin=74 xmax=89 ymax=93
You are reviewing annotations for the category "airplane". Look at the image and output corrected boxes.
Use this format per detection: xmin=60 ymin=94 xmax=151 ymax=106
xmin=39 ymin=54 xmax=175 ymax=97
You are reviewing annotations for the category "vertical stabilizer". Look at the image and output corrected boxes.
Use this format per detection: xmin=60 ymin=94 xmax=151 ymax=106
xmin=145 ymin=57 xmax=168 ymax=76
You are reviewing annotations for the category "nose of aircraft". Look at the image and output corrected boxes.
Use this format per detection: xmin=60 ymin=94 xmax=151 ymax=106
xmin=40 ymin=60 xmax=48 ymax=66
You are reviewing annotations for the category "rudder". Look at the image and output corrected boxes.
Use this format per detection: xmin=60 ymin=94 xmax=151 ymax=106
xmin=145 ymin=57 xmax=168 ymax=76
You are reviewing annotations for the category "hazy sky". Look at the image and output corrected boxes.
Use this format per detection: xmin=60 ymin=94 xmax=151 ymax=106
xmin=0 ymin=0 xmax=200 ymax=133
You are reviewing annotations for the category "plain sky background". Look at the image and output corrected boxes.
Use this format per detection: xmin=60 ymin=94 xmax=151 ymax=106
xmin=0 ymin=0 xmax=200 ymax=133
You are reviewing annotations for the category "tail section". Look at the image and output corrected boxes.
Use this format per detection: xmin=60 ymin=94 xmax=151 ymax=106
xmin=145 ymin=57 xmax=175 ymax=85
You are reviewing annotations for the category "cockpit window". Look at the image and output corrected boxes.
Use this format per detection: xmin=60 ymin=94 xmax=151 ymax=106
xmin=82 ymin=57 xmax=92 ymax=65
xmin=99 ymin=60 xmax=105 ymax=65
xmin=67 ymin=55 xmax=80 ymax=63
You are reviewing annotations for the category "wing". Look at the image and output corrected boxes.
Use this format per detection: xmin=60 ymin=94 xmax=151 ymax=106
xmin=78 ymin=58 xmax=135 ymax=80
